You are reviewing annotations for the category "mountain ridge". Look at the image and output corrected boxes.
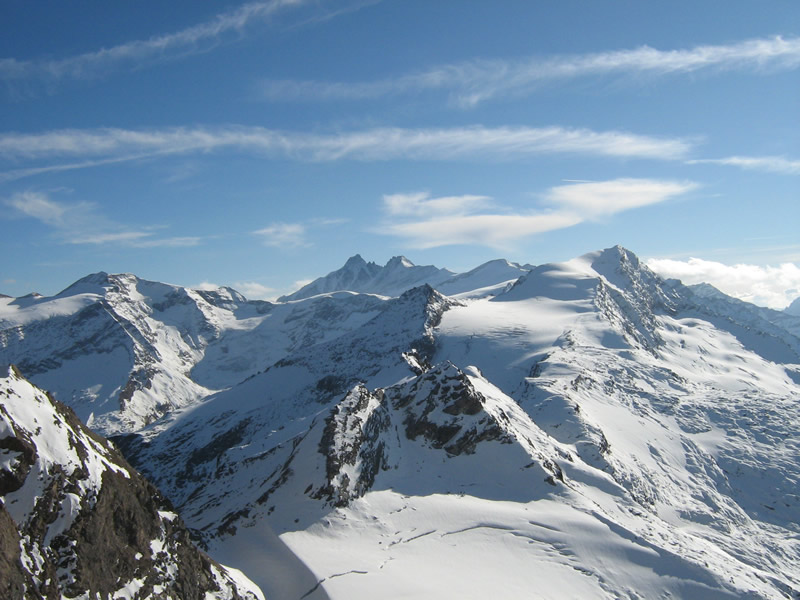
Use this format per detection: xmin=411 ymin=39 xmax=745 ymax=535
xmin=278 ymin=254 xmax=456 ymax=301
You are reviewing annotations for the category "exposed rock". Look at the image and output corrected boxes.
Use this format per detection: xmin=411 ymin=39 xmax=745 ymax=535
xmin=0 ymin=366 xmax=261 ymax=600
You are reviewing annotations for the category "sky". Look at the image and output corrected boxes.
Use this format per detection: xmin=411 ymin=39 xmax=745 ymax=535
xmin=1 ymin=0 xmax=798 ymax=308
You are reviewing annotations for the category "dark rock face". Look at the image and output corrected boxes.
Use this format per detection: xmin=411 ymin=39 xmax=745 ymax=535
xmin=308 ymin=363 xmax=546 ymax=508
xmin=316 ymin=385 xmax=391 ymax=507
xmin=0 ymin=504 xmax=29 ymax=600
xmin=0 ymin=434 xmax=36 ymax=495
xmin=388 ymin=363 xmax=509 ymax=456
xmin=0 ymin=367 xmax=260 ymax=600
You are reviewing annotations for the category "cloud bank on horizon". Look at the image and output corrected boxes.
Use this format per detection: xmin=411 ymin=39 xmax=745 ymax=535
xmin=648 ymin=258 xmax=800 ymax=310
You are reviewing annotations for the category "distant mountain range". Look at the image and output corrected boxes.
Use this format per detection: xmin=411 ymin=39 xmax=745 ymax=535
xmin=2 ymin=246 xmax=800 ymax=599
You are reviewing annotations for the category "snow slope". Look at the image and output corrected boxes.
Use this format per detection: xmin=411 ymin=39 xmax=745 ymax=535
xmin=436 ymin=258 xmax=529 ymax=298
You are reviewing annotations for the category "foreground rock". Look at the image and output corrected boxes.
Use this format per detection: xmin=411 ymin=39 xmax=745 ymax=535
xmin=0 ymin=366 xmax=262 ymax=600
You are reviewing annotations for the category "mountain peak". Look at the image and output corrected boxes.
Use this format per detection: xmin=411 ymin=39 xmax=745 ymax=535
xmin=385 ymin=255 xmax=415 ymax=269
xmin=56 ymin=271 xmax=137 ymax=298
xmin=344 ymin=254 xmax=367 ymax=268
xmin=585 ymin=245 xmax=637 ymax=268
xmin=279 ymin=254 xmax=453 ymax=301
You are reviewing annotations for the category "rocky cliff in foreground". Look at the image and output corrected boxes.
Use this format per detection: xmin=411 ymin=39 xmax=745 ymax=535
xmin=0 ymin=365 xmax=262 ymax=600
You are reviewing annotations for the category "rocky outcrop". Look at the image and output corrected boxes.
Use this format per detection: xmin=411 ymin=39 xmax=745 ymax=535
xmin=0 ymin=366 xmax=261 ymax=600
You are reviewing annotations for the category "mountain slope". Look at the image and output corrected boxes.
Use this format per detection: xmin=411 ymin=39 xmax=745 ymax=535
xmin=280 ymin=248 xmax=800 ymax=599
xmin=116 ymin=285 xmax=463 ymax=507
xmin=436 ymin=258 xmax=529 ymax=298
xmin=0 ymin=366 xmax=262 ymax=600
xmin=786 ymin=296 xmax=800 ymax=317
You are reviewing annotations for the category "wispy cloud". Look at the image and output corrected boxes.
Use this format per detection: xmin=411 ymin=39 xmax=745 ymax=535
xmin=0 ymin=0 xmax=308 ymax=85
xmin=687 ymin=155 xmax=800 ymax=175
xmin=383 ymin=192 xmax=494 ymax=217
xmin=647 ymin=257 xmax=800 ymax=309
xmin=3 ymin=190 xmax=200 ymax=247
xmin=253 ymin=222 xmax=308 ymax=248
xmin=383 ymin=213 xmax=582 ymax=250
xmin=380 ymin=179 xmax=696 ymax=249
xmin=0 ymin=124 xmax=692 ymax=182
xmin=252 ymin=215 xmax=352 ymax=249
xmin=543 ymin=178 xmax=698 ymax=217
xmin=6 ymin=190 xmax=76 ymax=226
xmin=258 ymin=35 xmax=800 ymax=107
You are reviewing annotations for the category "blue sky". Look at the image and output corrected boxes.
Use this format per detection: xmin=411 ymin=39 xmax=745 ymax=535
xmin=1 ymin=0 xmax=799 ymax=307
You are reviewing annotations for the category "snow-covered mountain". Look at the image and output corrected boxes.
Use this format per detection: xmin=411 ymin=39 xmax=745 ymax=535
xmin=0 ymin=273 xmax=386 ymax=435
xmin=278 ymin=254 xmax=456 ymax=301
xmin=0 ymin=366 xmax=262 ymax=600
xmin=0 ymin=257 xmax=525 ymax=437
xmin=3 ymin=246 xmax=800 ymax=598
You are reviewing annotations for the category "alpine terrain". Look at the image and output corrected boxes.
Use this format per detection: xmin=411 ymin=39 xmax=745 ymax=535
xmin=2 ymin=246 xmax=799 ymax=599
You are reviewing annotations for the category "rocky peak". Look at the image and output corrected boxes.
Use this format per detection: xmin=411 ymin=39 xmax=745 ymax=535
xmin=343 ymin=253 xmax=366 ymax=267
xmin=385 ymin=255 xmax=415 ymax=269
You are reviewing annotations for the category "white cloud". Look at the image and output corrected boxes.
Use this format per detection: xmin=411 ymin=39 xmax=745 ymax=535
xmin=383 ymin=192 xmax=493 ymax=217
xmin=646 ymin=257 xmax=800 ymax=309
xmin=258 ymin=35 xmax=800 ymax=107
xmin=232 ymin=281 xmax=276 ymax=300
xmin=544 ymin=178 xmax=698 ymax=218
xmin=5 ymin=190 xmax=71 ymax=226
xmin=292 ymin=278 xmax=314 ymax=290
xmin=380 ymin=178 xmax=695 ymax=249
xmin=3 ymin=190 xmax=201 ymax=248
xmin=253 ymin=222 xmax=308 ymax=248
xmin=251 ymin=216 xmax=347 ymax=250
xmin=0 ymin=0 xmax=308 ymax=84
xmin=0 ymin=124 xmax=692 ymax=182
xmin=384 ymin=212 xmax=582 ymax=249
xmin=687 ymin=155 xmax=800 ymax=175
xmin=66 ymin=231 xmax=152 ymax=245
xmin=129 ymin=236 xmax=203 ymax=248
